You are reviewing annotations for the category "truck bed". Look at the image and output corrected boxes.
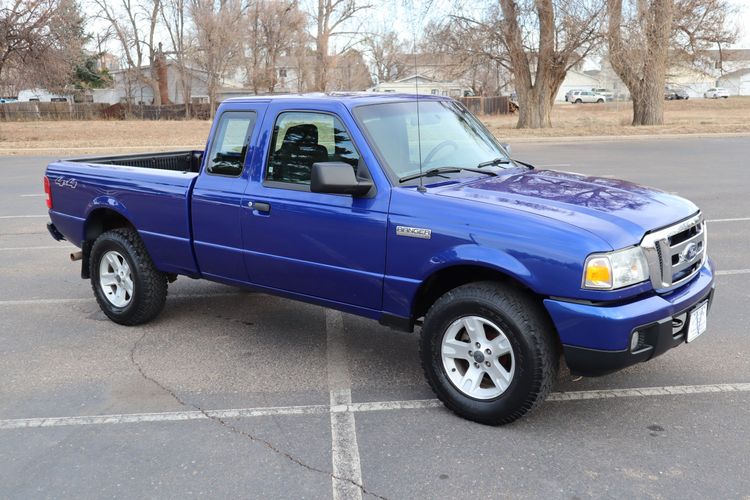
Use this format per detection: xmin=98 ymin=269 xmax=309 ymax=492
xmin=69 ymin=150 xmax=204 ymax=173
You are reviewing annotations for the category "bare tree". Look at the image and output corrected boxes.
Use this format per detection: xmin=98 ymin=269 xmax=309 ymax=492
xmin=93 ymin=0 xmax=164 ymax=105
xmin=421 ymin=19 xmax=512 ymax=95
xmin=162 ymin=0 xmax=194 ymax=116
xmin=363 ymin=30 xmax=407 ymax=83
xmin=244 ymin=0 xmax=308 ymax=94
xmin=499 ymin=0 xmax=604 ymax=128
xmin=607 ymin=0 xmax=736 ymax=126
xmin=310 ymin=0 xmax=370 ymax=91
xmin=0 ymin=0 xmax=86 ymax=96
xmin=326 ymin=48 xmax=372 ymax=90
xmin=190 ymin=0 xmax=245 ymax=117
xmin=437 ymin=1 xmax=602 ymax=128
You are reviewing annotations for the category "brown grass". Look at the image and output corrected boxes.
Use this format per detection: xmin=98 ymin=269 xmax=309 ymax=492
xmin=484 ymin=96 xmax=750 ymax=139
xmin=0 ymin=97 xmax=749 ymax=155
xmin=0 ymin=120 xmax=211 ymax=155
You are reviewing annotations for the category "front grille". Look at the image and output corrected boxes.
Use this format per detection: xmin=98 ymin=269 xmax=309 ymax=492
xmin=641 ymin=213 xmax=706 ymax=291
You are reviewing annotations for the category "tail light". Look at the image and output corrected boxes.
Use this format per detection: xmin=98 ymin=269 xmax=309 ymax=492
xmin=44 ymin=175 xmax=52 ymax=209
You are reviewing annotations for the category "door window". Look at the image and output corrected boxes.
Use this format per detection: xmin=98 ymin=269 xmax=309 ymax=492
xmin=205 ymin=111 xmax=257 ymax=176
xmin=265 ymin=112 xmax=360 ymax=186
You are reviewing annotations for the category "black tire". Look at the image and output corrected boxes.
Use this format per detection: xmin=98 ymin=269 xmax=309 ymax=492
xmin=89 ymin=228 xmax=168 ymax=326
xmin=574 ymin=98 xmax=582 ymax=104
xmin=420 ymin=282 xmax=558 ymax=425
xmin=596 ymin=98 xmax=604 ymax=103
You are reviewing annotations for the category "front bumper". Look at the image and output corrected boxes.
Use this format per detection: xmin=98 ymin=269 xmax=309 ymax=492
xmin=544 ymin=259 xmax=715 ymax=376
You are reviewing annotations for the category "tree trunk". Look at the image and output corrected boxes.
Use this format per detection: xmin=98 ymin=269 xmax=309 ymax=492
xmin=315 ymin=36 xmax=328 ymax=91
xmin=630 ymin=84 xmax=664 ymax=125
xmin=515 ymin=87 xmax=553 ymax=128
xmin=314 ymin=0 xmax=328 ymax=92
xmin=607 ymin=0 xmax=673 ymax=126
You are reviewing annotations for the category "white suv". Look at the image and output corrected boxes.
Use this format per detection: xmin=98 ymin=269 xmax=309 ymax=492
xmin=704 ymin=87 xmax=729 ymax=99
xmin=568 ymin=90 xmax=606 ymax=104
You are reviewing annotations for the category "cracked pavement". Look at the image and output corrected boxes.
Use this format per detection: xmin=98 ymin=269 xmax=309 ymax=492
xmin=2 ymin=137 xmax=750 ymax=498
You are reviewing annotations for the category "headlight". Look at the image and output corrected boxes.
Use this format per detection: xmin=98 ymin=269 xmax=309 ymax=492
xmin=583 ymin=246 xmax=649 ymax=290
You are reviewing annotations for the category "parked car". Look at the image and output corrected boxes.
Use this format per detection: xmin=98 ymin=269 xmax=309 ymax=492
xmin=0 ymin=97 xmax=17 ymax=103
xmin=44 ymin=94 xmax=714 ymax=425
xmin=568 ymin=90 xmax=606 ymax=103
xmin=591 ymin=88 xmax=614 ymax=100
xmin=564 ymin=89 xmax=579 ymax=102
xmin=704 ymin=87 xmax=729 ymax=99
xmin=665 ymin=87 xmax=689 ymax=100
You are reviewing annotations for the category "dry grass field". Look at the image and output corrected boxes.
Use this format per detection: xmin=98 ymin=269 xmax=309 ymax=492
xmin=0 ymin=96 xmax=748 ymax=155
xmin=484 ymin=96 xmax=750 ymax=139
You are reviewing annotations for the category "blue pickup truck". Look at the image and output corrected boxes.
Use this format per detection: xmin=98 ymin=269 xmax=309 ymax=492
xmin=44 ymin=94 xmax=714 ymax=424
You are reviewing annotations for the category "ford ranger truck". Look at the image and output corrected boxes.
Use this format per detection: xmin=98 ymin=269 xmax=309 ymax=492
xmin=44 ymin=94 xmax=715 ymax=424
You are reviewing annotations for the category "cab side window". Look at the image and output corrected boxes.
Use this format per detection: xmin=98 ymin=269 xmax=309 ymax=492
xmin=266 ymin=112 xmax=360 ymax=185
xmin=206 ymin=111 xmax=257 ymax=176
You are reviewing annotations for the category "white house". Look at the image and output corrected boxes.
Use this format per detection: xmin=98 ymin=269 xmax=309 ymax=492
xmin=368 ymin=74 xmax=473 ymax=97
xmin=718 ymin=68 xmax=750 ymax=96
xmin=109 ymin=63 xmax=212 ymax=105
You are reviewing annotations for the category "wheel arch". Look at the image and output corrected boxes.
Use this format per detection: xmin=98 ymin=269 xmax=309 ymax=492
xmin=84 ymin=207 xmax=135 ymax=242
xmin=412 ymin=263 xmax=538 ymax=320
xmin=80 ymin=207 xmax=136 ymax=279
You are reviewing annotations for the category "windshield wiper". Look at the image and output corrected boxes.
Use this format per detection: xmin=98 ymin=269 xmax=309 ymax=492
xmin=399 ymin=166 xmax=497 ymax=184
xmin=476 ymin=157 xmax=511 ymax=168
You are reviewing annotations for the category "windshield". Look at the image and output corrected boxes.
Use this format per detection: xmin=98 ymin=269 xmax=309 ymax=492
xmin=353 ymin=100 xmax=510 ymax=182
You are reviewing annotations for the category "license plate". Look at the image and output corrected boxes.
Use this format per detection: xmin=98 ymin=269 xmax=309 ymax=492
xmin=687 ymin=302 xmax=708 ymax=342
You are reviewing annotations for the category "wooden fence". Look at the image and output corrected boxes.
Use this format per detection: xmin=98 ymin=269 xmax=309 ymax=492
xmin=0 ymin=97 xmax=508 ymax=121
xmin=456 ymin=96 xmax=511 ymax=115
xmin=0 ymin=102 xmax=211 ymax=121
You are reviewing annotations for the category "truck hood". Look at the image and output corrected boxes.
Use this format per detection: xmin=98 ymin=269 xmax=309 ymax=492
xmin=434 ymin=168 xmax=699 ymax=249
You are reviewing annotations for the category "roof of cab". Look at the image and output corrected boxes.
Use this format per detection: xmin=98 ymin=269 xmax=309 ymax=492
xmin=220 ymin=92 xmax=451 ymax=110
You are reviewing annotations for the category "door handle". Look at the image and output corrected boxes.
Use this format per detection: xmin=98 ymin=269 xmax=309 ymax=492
xmin=248 ymin=201 xmax=271 ymax=213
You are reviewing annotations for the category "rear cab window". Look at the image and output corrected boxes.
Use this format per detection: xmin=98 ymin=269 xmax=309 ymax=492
xmin=205 ymin=111 xmax=257 ymax=176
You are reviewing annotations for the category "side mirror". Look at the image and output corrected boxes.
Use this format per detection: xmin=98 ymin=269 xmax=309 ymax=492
xmin=500 ymin=143 xmax=512 ymax=157
xmin=311 ymin=162 xmax=373 ymax=197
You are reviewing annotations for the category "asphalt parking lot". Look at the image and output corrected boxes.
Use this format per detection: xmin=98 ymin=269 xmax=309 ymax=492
xmin=1 ymin=136 xmax=749 ymax=499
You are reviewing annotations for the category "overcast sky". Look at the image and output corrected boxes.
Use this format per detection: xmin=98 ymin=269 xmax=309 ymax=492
xmin=730 ymin=0 xmax=750 ymax=47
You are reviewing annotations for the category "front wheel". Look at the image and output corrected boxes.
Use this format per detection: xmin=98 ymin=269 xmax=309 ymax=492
xmin=420 ymin=282 xmax=558 ymax=425
xmin=90 ymin=228 xmax=168 ymax=326
xmin=596 ymin=98 xmax=604 ymax=103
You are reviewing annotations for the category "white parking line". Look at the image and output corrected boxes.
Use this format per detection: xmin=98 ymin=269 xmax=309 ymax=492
xmin=326 ymin=309 xmax=363 ymax=500
xmin=0 ymin=292 xmax=246 ymax=307
xmin=717 ymin=269 xmax=750 ymax=276
xmin=1 ymin=383 xmax=748 ymax=431
xmin=0 ymin=245 xmax=75 ymax=251
xmin=707 ymin=217 xmax=750 ymax=223
xmin=0 ymin=214 xmax=47 ymax=219
xmin=19 ymin=194 xmax=45 ymax=197
xmin=547 ymin=382 xmax=750 ymax=401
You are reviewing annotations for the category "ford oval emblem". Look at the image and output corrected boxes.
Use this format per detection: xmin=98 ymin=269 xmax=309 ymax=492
xmin=681 ymin=242 xmax=699 ymax=262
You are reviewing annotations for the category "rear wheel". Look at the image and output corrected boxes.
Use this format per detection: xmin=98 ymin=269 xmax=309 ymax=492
xmin=420 ymin=282 xmax=558 ymax=425
xmin=574 ymin=98 xmax=582 ymax=104
xmin=90 ymin=228 xmax=168 ymax=325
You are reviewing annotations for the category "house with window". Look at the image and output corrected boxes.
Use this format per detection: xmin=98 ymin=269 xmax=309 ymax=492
xmin=367 ymin=74 xmax=473 ymax=97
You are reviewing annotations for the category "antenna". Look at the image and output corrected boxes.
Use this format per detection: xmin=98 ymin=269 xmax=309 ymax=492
xmin=413 ymin=40 xmax=425 ymax=193
xmin=409 ymin=1 xmax=426 ymax=193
